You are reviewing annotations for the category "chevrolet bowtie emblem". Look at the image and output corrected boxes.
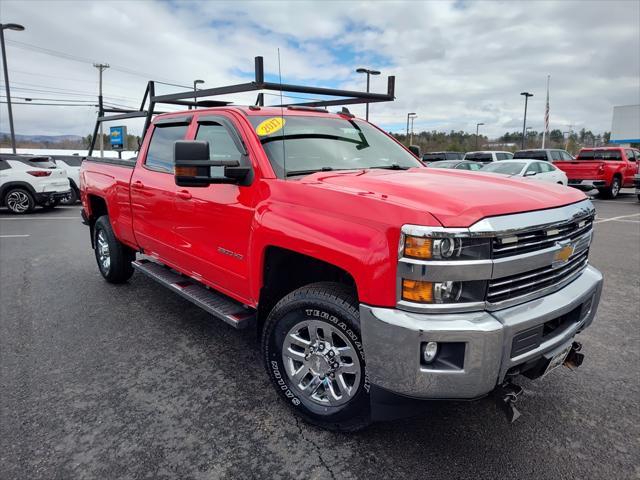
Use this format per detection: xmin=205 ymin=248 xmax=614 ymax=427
xmin=553 ymin=244 xmax=574 ymax=266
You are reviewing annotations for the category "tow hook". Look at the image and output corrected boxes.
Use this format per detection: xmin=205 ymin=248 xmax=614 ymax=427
xmin=494 ymin=381 xmax=524 ymax=423
xmin=563 ymin=341 xmax=584 ymax=369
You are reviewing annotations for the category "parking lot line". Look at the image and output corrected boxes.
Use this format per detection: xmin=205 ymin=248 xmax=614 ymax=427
xmin=593 ymin=213 xmax=640 ymax=224
xmin=0 ymin=234 xmax=30 ymax=238
xmin=0 ymin=216 xmax=79 ymax=221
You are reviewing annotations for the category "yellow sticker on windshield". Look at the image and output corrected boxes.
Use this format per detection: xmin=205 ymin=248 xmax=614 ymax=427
xmin=256 ymin=117 xmax=286 ymax=136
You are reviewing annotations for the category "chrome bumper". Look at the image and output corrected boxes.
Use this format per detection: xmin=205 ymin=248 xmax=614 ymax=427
xmin=567 ymin=179 xmax=606 ymax=191
xmin=360 ymin=265 xmax=603 ymax=399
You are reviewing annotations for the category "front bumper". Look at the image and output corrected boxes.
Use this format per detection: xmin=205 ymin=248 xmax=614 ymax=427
xmin=567 ymin=179 xmax=606 ymax=191
xmin=361 ymin=265 xmax=603 ymax=399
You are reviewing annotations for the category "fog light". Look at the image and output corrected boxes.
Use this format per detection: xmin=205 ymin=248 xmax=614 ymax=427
xmin=422 ymin=341 xmax=438 ymax=363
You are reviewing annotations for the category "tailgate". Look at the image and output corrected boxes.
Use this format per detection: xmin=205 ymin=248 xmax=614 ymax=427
xmin=554 ymin=161 xmax=603 ymax=178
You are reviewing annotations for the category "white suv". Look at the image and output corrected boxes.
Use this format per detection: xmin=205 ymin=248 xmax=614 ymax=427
xmin=52 ymin=155 xmax=83 ymax=204
xmin=0 ymin=156 xmax=71 ymax=214
xmin=464 ymin=151 xmax=514 ymax=163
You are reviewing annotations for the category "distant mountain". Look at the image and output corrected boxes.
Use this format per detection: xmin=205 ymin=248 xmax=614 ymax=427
xmin=0 ymin=133 xmax=84 ymax=143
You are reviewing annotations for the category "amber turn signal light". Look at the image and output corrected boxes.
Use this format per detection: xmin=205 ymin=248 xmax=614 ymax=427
xmin=402 ymin=279 xmax=434 ymax=303
xmin=404 ymin=236 xmax=432 ymax=259
xmin=175 ymin=166 xmax=199 ymax=176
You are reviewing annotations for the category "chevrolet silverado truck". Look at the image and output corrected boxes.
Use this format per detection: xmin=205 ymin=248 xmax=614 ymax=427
xmin=81 ymin=89 xmax=603 ymax=431
xmin=554 ymin=147 xmax=639 ymax=198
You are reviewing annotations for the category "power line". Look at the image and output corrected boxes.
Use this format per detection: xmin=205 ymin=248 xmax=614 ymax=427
xmin=0 ymin=101 xmax=99 ymax=106
xmin=6 ymin=39 xmax=188 ymax=85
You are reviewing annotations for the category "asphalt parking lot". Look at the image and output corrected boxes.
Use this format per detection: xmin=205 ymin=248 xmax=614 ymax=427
xmin=1 ymin=191 xmax=638 ymax=480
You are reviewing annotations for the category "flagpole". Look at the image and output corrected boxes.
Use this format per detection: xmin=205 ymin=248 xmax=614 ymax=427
xmin=542 ymin=75 xmax=550 ymax=148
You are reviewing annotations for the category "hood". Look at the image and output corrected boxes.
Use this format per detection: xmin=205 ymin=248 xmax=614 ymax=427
xmin=301 ymin=168 xmax=586 ymax=227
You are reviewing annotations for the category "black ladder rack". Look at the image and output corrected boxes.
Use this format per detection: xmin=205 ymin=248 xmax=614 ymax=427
xmin=88 ymin=55 xmax=395 ymax=155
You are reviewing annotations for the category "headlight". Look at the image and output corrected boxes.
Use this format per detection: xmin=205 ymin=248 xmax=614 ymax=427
xmin=403 ymin=235 xmax=490 ymax=260
xmin=401 ymin=279 xmax=487 ymax=304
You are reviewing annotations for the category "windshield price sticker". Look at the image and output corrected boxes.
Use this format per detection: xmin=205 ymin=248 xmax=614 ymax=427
xmin=256 ymin=117 xmax=286 ymax=136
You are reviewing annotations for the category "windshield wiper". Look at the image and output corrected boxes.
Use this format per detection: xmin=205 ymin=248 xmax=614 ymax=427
xmin=286 ymin=167 xmax=337 ymax=177
xmin=369 ymin=164 xmax=410 ymax=170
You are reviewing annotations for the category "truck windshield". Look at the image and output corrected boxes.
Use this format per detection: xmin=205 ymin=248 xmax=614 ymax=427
xmin=248 ymin=115 xmax=422 ymax=178
xmin=576 ymin=150 xmax=622 ymax=161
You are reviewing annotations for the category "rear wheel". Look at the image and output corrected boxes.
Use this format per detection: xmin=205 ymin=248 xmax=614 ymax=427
xmin=93 ymin=215 xmax=135 ymax=283
xmin=262 ymin=282 xmax=371 ymax=432
xmin=599 ymin=176 xmax=621 ymax=199
xmin=60 ymin=188 xmax=78 ymax=205
xmin=4 ymin=188 xmax=35 ymax=214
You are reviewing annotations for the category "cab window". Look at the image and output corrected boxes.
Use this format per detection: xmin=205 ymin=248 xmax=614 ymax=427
xmin=145 ymin=124 xmax=189 ymax=173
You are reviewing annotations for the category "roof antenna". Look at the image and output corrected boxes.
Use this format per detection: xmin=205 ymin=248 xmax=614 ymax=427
xmin=278 ymin=48 xmax=287 ymax=180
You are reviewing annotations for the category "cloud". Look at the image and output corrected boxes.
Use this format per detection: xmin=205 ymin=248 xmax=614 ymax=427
xmin=1 ymin=0 xmax=638 ymax=139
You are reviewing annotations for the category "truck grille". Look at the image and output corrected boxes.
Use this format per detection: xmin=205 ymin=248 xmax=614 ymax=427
xmin=487 ymin=250 xmax=589 ymax=304
xmin=492 ymin=216 xmax=594 ymax=259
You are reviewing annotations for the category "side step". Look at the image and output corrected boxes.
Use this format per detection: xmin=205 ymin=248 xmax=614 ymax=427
xmin=132 ymin=259 xmax=256 ymax=329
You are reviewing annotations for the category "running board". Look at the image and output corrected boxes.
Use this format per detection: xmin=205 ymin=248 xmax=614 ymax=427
xmin=132 ymin=259 xmax=256 ymax=329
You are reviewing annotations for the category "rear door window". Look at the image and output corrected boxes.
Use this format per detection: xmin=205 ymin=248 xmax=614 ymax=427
xmin=550 ymin=151 xmax=562 ymax=161
xmin=145 ymin=124 xmax=189 ymax=173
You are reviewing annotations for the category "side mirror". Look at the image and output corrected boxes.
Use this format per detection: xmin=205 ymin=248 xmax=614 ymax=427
xmin=174 ymin=140 xmax=212 ymax=187
xmin=174 ymin=140 xmax=251 ymax=187
xmin=525 ymin=171 xmax=537 ymax=176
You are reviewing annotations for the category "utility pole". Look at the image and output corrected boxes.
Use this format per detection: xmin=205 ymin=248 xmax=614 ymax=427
xmin=94 ymin=63 xmax=109 ymax=157
xmin=1 ymin=23 xmax=25 ymax=154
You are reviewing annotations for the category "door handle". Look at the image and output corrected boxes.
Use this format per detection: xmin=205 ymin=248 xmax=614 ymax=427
xmin=176 ymin=190 xmax=192 ymax=200
xmin=132 ymin=181 xmax=144 ymax=189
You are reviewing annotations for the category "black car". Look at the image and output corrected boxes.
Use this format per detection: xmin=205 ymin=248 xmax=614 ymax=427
xmin=427 ymin=160 xmax=483 ymax=171
xmin=422 ymin=151 xmax=465 ymax=163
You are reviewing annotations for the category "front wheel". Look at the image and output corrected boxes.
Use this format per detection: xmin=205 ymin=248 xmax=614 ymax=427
xmin=262 ymin=282 xmax=371 ymax=432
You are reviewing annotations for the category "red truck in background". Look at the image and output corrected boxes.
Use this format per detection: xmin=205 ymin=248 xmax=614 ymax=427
xmin=80 ymin=61 xmax=603 ymax=430
xmin=554 ymin=147 xmax=640 ymax=198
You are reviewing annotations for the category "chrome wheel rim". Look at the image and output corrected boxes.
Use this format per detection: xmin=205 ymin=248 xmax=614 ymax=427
xmin=282 ymin=319 xmax=361 ymax=407
xmin=96 ymin=230 xmax=110 ymax=272
xmin=612 ymin=179 xmax=620 ymax=196
xmin=7 ymin=191 xmax=29 ymax=213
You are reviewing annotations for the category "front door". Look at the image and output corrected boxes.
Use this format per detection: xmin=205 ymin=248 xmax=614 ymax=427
xmin=172 ymin=114 xmax=256 ymax=303
xmin=131 ymin=120 xmax=189 ymax=266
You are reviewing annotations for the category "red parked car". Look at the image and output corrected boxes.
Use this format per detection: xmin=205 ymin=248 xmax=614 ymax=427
xmin=554 ymin=147 xmax=640 ymax=198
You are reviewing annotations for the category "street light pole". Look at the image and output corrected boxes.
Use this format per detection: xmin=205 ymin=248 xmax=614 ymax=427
xmin=475 ymin=122 xmax=484 ymax=150
xmin=410 ymin=115 xmax=417 ymax=145
xmin=356 ymin=68 xmax=380 ymax=121
xmin=1 ymin=23 xmax=25 ymax=154
xmin=406 ymin=112 xmax=416 ymax=145
xmin=520 ymin=92 xmax=533 ymax=150
xmin=193 ymin=79 xmax=204 ymax=110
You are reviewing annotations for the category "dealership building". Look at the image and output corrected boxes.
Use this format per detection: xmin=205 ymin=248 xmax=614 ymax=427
xmin=610 ymin=104 xmax=640 ymax=146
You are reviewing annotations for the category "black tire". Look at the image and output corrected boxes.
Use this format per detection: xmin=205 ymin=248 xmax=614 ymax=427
xmin=599 ymin=176 xmax=621 ymax=199
xmin=60 ymin=188 xmax=78 ymax=205
xmin=93 ymin=215 xmax=135 ymax=283
xmin=4 ymin=188 xmax=35 ymax=214
xmin=262 ymin=282 xmax=371 ymax=432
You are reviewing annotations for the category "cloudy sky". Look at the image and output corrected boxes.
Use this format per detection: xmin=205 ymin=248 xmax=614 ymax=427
xmin=1 ymin=0 xmax=639 ymax=138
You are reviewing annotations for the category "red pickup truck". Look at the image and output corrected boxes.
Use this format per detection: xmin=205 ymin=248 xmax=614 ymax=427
xmin=81 ymin=82 xmax=603 ymax=431
xmin=554 ymin=147 xmax=640 ymax=198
